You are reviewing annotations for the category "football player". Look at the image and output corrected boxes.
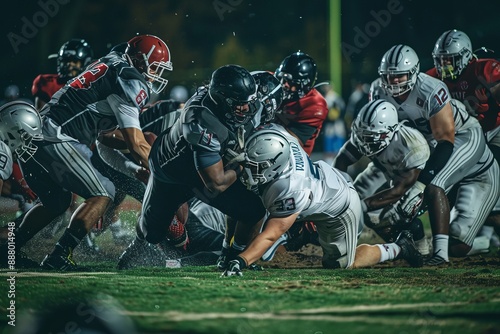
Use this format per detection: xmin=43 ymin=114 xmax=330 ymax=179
xmin=0 ymin=101 xmax=43 ymax=267
xmin=371 ymin=44 xmax=500 ymax=265
xmin=117 ymin=64 xmax=266 ymax=269
xmin=13 ymin=34 xmax=172 ymax=270
xmin=222 ymin=123 xmax=423 ymax=276
xmin=32 ymin=38 xmax=94 ymax=111
xmin=426 ymin=29 xmax=500 ymax=246
xmin=334 ymin=99 xmax=431 ymax=256
xmin=275 ymin=52 xmax=328 ymax=155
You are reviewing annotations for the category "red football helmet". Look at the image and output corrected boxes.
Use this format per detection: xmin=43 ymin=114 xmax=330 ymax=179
xmin=125 ymin=34 xmax=173 ymax=94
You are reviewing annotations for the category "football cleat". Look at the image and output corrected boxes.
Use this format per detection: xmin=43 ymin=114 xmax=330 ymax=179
xmin=395 ymin=230 xmax=423 ymax=267
xmin=117 ymin=238 xmax=166 ymax=270
xmin=40 ymin=248 xmax=78 ymax=271
xmin=167 ymin=215 xmax=189 ymax=251
xmin=424 ymin=254 xmax=450 ymax=266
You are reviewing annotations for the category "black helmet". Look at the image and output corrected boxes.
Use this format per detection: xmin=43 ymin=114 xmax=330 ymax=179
xmin=208 ymin=65 xmax=259 ymax=130
xmin=275 ymin=51 xmax=317 ymax=101
xmin=50 ymin=39 xmax=94 ymax=79
xmin=251 ymin=71 xmax=283 ymax=123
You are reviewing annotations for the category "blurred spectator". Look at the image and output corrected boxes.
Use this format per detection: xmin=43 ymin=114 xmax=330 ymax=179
xmin=169 ymin=85 xmax=189 ymax=104
xmin=317 ymin=82 xmax=347 ymax=161
xmin=345 ymin=80 xmax=370 ymax=130
xmin=0 ymin=84 xmax=33 ymax=106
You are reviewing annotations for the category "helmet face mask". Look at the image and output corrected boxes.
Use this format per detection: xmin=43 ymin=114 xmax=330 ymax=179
xmin=432 ymin=30 xmax=472 ymax=80
xmin=0 ymin=101 xmax=43 ymax=162
xmin=241 ymin=129 xmax=291 ymax=187
xmin=352 ymin=100 xmax=400 ymax=156
xmin=251 ymin=71 xmax=283 ymax=123
xmin=208 ymin=65 xmax=260 ymax=130
xmin=52 ymin=39 xmax=94 ymax=80
xmin=275 ymin=52 xmax=317 ymax=101
xmin=379 ymin=45 xmax=420 ymax=97
xmin=125 ymin=35 xmax=173 ymax=94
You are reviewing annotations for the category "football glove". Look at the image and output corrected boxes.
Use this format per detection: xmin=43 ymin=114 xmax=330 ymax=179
xmin=221 ymin=257 xmax=246 ymax=277
xmin=396 ymin=181 xmax=425 ymax=222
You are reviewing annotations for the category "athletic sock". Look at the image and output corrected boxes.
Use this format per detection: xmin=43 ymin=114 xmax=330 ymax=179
xmin=376 ymin=243 xmax=401 ymax=263
xmin=54 ymin=228 xmax=84 ymax=254
xmin=432 ymin=234 xmax=449 ymax=260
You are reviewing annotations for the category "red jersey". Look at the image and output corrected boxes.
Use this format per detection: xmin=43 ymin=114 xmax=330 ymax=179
xmin=31 ymin=73 xmax=66 ymax=104
xmin=278 ymin=89 xmax=328 ymax=155
xmin=426 ymin=58 xmax=500 ymax=132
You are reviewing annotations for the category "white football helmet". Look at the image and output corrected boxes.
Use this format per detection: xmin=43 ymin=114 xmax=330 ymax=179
xmin=378 ymin=45 xmax=420 ymax=97
xmin=352 ymin=100 xmax=400 ymax=156
xmin=242 ymin=129 xmax=291 ymax=187
xmin=432 ymin=29 xmax=473 ymax=80
xmin=0 ymin=101 xmax=43 ymax=162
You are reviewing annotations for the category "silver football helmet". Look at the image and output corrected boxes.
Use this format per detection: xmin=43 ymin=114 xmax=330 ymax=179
xmin=352 ymin=100 xmax=400 ymax=156
xmin=378 ymin=45 xmax=420 ymax=97
xmin=242 ymin=129 xmax=291 ymax=187
xmin=0 ymin=101 xmax=43 ymax=162
xmin=432 ymin=29 xmax=473 ymax=80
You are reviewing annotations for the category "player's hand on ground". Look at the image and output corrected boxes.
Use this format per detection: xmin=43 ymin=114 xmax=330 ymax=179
xmin=221 ymin=259 xmax=244 ymax=277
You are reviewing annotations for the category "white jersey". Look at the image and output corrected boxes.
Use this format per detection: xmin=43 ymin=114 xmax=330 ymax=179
xmin=259 ymin=124 xmax=352 ymax=221
xmin=0 ymin=141 xmax=13 ymax=180
xmin=369 ymin=125 xmax=428 ymax=180
xmin=370 ymin=73 xmax=477 ymax=146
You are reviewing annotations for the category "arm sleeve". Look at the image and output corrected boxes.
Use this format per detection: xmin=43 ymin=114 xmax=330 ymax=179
xmin=106 ymin=94 xmax=141 ymax=130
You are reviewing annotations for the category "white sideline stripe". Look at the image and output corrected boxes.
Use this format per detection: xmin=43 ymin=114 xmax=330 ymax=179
xmin=0 ymin=272 xmax=117 ymax=277
xmin=122 ymin=302 xmax=499 ymax=325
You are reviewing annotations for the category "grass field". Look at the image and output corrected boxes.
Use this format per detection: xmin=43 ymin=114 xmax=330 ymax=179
xmin=1 ymin=198 xmax=500 ymax=334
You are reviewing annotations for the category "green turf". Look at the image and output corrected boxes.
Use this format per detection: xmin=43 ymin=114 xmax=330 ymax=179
xmin=1 ymin=266 xmax=499 ymax=333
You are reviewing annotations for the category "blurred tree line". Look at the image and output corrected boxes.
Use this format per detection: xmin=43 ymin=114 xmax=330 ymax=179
xmin=1 ymin=0 xmax=498 ymax=102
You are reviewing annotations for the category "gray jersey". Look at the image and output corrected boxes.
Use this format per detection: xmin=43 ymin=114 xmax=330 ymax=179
xmin=0 ymin=141 xmax=13 ymax=180
xmin=371 ymin=74 xmax=499 ymax=245
xmin=371 ymin=74 xmax=476 ymax=146
xmin=40 ymin=52 xmax=149 ymax=146
xmin=260 ymin=124 xmax=351 ymax=220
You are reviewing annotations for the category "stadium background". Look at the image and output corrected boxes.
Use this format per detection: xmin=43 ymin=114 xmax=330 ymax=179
xmin=1 ymin=0 xmax=499 ymax=105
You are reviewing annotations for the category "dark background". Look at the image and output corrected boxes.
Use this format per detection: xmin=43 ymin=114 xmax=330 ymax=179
xmin=0 ymin=0 xmax=498 ymax=103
